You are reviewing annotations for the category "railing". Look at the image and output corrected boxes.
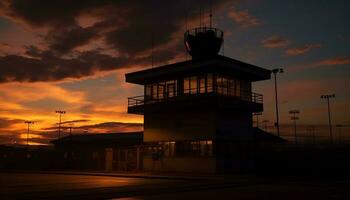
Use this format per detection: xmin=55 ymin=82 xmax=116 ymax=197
xmin=185 ymin=27 xmax=224 ymax=38
xmin=128 ymin=88 xmax=263 ymax=108
xmin=128 ymin=95 xmax=144 ymax=107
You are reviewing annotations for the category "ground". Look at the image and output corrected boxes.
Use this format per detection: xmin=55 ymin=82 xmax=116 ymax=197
xmin=0 ymin=172 xmax=350 ymax=199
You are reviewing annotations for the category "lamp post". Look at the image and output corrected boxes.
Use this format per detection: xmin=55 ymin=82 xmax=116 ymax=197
xmin=289 ymin=109 xmax=300 ymax=144
xmin=272 ymin=68 xmax=283 ymax=136
xmin=24 ymin=121 xmax=34 ymax=146
xmin=55 ymin=110 xmax=66 ymax=139
xmin=320 ymin=94 xmax=335 ymax=143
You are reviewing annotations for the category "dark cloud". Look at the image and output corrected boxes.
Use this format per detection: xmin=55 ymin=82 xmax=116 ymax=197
xmin=0 ymin=117 xmax=24 ymax=129
xmin=60 ymin=119 xmax=90 ymax=125
xmin=0 ymin=47 xmax=128 ymax=82
xmin=45 ymin=26 xmax=99 ymax=54
xmin=0 ymin=0 xmax=230 ymax=83
xmin=43 ymin=121 xmax=143 ymax=133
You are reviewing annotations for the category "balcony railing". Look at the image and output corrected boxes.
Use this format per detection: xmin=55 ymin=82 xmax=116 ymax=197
xmin=128 ymin=88 xmax=263 ymax=109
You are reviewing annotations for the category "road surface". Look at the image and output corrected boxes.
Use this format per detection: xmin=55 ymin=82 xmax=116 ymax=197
xmin=1 ymin=172 xmax=350 ymax=199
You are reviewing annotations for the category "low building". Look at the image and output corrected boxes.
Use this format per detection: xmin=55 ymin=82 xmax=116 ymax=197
xmin=51 ymin=132 xmax=143 ymax=171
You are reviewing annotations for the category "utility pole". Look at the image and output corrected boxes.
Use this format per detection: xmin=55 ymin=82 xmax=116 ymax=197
xmin=272 ymin=68 xmax=283 ymax=136
xmin=289 ymin=110 xmax=300 ymax=144
xmin=320 ymin=94 xmax=335 ymax=143
xmin=24 ymin=121 xmax=34 ymax=146
xmin=55 ymin=110 xmax=66 ymax=139
xmin=262 ymin=120 xmax=269 ymax=132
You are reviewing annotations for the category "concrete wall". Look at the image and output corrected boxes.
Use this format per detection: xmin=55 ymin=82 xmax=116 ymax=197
xmin=144 ymin=108 xmax=217 ymax=142
xmin=143 ymin=156 xmax=216 ymax=173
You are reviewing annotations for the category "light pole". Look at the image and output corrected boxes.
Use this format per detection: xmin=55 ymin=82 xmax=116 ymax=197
xmin=289 ymin=109 xmax=300 ymax=144
xmin=272 ymin=68 xmax=283 ymax=136
xmin=262 ymin=120 xmax=269 ymax=132
xmin=55 ymin=110 xmax=66 ymax=139
xmin=320 ymin=94 xmax=335 ymax=143
xmin=253 ymin=112 xmax=262 ymax=128
xmin=24 ymin=121 xmax=34 ymax=146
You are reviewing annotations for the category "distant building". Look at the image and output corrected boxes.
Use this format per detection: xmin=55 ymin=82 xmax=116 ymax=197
xmin=51 ymin=132 xmax=143 ymax=171
xmin=125 ymin=26 xmax=277 ymax=173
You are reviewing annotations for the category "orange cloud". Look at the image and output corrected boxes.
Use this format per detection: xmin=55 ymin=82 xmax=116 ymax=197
xmin=289 ymin=56 xmax=350 ymax=72
xmin=228 ymin=7 xmax=260 ymax=27
xmin=262 ymin=36 xmax=291 ymax=48
xmin=285 ymin=44 xmax=321 ymax=56
xmin=316 ymin=57 xmax=350 ymax=66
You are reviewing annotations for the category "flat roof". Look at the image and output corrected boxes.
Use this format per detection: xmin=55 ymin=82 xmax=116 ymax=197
xmin=51 ymin=132 xmax=143 ymax=146
xmin=126 ymin=55 xmax=271 ymax=84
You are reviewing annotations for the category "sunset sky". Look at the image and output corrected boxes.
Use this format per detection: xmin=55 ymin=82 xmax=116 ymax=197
xmin=0 ymin=0 xmax=349 ymax=145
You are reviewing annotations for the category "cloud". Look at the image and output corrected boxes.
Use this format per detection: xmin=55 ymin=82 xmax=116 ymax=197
xmin=228 ymin=7 xmax=260 ymax=27
xmin=316 ymin=57 xmax=350 ymax=66
xmin=285 ymin=44 xmax=321 ymax=56
xmin=44 ymin=121 xmax=143 ymax=133
xmin=262 ymin=36 xmax=291 ymax=48
xmin=289 ymin=56 xmax=350 ymax=72
xmin=60 ymin=119 xmax=90 ymax=125
xmin=0 ymin=47 xmax=129 ymax=83
xmin=0 ymin=0 xmax=231 ymax=83
xmin=0 ymin=117 xmax=24 ymax=129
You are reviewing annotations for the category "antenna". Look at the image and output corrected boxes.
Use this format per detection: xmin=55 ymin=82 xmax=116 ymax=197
xmin=209 ymin=0 xmax=213 ymax=28
xmin=151 ymin=32 xmax=154 ymax=68
xmin=199 ymin=5 xmax=202 ymax=27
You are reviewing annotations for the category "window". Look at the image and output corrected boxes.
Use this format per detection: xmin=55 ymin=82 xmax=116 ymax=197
xmin=152 ymin=84 xmax=158 ymax=99
xmin=207 ymin=74 xmax=213 ymax=92
xmin=184 ymin=77 xmax=190 ymax=94
xmin=199 ymin=76 xmax=206 ymax=93
xmin=190 ymin=76 xmax=198 ymax=94
xmin=158 ymin=83 xmax=165 ymax=99
xmin=145 ymin=84 xmax=152 ymax=97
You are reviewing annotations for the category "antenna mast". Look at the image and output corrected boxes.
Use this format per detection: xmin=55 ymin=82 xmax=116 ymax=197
xmin=209 ymin=0 xmax=213 ymax=28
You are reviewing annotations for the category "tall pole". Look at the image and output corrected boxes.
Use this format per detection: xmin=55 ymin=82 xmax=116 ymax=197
xmin=272 ymin=68 xmax=283 ymax=136
xmin=321 ymin=94 xmax=335 ymax=143
xmin=24 ymin=121 xmax=34 ymax=146
xmin=56 ymin=110 xmax=66 ymax=139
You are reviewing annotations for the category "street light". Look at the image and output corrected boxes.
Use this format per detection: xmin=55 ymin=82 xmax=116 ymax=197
xmin=320 ymin=94 xmax=335 ymax=143
xmin=272 ymin=68 xmax=283 ymax=136
xmin=24 ymin=121 xmax=34 ymax=146
xmin=289 ymin=109 xmax=300 ymax=144
xmin=55 ymin=110 xmax=66 ymax=139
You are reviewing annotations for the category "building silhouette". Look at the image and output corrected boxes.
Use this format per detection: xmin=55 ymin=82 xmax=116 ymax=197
xmin=125 ymin=26 xmax=274 ymax=172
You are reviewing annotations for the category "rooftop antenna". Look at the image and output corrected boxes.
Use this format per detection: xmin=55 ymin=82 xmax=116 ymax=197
xmin=199 ymin=5 xmax=202 ymax=27
xmin=209 ymin=0 xmax=213 ymax=28
xmin=151 ymin=32 xmax=154 ymax=68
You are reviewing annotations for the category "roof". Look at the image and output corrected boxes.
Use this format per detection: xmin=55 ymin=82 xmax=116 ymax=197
xmin=126 ymin=55 xmax=271 ymax=84
xmin=254 ymin=128 xmax=287 ymax=143
xmin=51 ymin=132 xmax=143 ymax=147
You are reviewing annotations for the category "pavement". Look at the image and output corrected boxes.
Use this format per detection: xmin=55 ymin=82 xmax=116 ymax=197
xmin=1 ymin=171 xmax=350 ymax=199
